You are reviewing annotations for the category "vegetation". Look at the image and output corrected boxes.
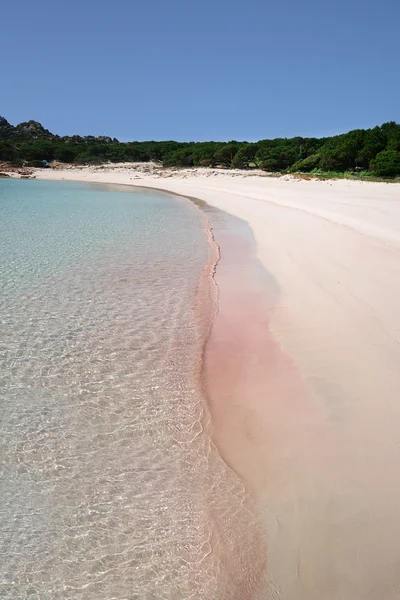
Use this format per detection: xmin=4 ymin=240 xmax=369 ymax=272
xmin=1 ymin=116 xmax=400 ymax=178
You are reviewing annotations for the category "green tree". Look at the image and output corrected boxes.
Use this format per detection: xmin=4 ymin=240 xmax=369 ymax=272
xmin=214 ymin=142 xmax=241 ymax=167
xmin=163 ymin=149 xmax=194 ymax=167
xmin=256 ymin=138 xmax=301 ymax=171
xmin=54 ymin=145 xmax=78 ymax=163
xmin=125 ymin=143 xmax=146 ymax=161
xmin=290 ymin=153 xmax=321 ymax=172
xmin=371 ymin=150 xmax=400 ymax=178
xmin=0 ymin=141 xmax=19 ymax=161
xmin=19 ymin=142 xmax=56 ymax=162
xmin=319 ymin=151 xmax=343 ymax=171
xmin=74 ymin=150 xmax=104 ymax=164
xmin=232 ymin=144 xmax=258 ymax=168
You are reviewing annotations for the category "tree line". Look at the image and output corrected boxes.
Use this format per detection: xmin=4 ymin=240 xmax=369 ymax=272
xmin=1 ymin=116 xmax=400 ymax=178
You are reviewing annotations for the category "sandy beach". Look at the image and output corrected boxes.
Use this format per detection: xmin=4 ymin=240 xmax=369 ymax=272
xmin=35 ymin=164 xmax=400 ymax=599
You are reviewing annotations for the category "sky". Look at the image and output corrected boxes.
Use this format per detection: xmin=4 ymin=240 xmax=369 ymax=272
xmin=1 ymin=0 xmax=399 ymax=141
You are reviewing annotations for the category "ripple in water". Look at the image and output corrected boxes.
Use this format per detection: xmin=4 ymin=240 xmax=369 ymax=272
xmin=0 ymin=180 xmax=267 ymax=600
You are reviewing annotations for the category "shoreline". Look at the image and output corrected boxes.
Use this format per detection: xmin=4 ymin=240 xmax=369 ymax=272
xmin=190 ymin=199 xmax=272 ymax=597
xmin=32 ymin=165 xmax=400 ymax=598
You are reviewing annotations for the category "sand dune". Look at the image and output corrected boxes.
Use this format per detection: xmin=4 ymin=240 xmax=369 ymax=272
xmin=37 ymin=165 xmax=400 ymax=599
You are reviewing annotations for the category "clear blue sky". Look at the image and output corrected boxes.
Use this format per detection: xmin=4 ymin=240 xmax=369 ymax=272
xmin=1 ymin=0 xmax=399 ymax=141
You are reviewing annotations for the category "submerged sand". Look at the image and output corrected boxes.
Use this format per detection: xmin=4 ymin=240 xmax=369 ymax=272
xmin=36 ymin=165 xmax=400 ymax=599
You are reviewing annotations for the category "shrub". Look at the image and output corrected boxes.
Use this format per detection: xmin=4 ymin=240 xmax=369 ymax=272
xmin=54 ymin=146 xmax=78 ymax=163
xmin=214 ymin=143 xmax=241 ymax=168
xmin=290 ymin=153 xmax=321 ymax=172
xmin=260 ymin=158 xmax=281 ymax=171
xmin=232 ymin=144 xmax=258 ymax=169
xmin=74 ymin=152 xmax=104 ymax=165
xmin=163 ymin=149 xmax=194 ymax=167
xmin=371 ymin=150 xmax=400 ymax=178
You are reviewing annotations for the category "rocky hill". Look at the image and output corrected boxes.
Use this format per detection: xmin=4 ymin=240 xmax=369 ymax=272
xmin=0 ymin=117 xmax=118 ymax=144
xmin=0 ymin=116 xmax=55 ymax=140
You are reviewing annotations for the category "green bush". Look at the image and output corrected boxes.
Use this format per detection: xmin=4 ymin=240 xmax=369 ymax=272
xmin=74 ymin=152 xmax=104 ymax=165
xmin=290 ymin=153 xmax=321 ymax=172
xmin=0 ymin=141 xmax=19 ymax=161
xmin=319 ymin=151 xmax=344 ymax=171
xmin=371 ymin=150 xmax=400 ymax=178
xmin=214 ymin=143 xmax=241 ymax=167
xmin=19 ymin=142 xmax=55 ymax=162
xmin=260 ymin=157 xmax=281 ymax=171
xmin=163 ymin=149 xmax=194 ymax=167
xmin=54 ymin=146 xmax=78 ymax=163
xmin=232 ymin=144 xmax=258 ymax=169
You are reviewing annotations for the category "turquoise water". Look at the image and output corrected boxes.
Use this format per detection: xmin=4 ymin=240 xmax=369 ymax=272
xmin=0 ymin=179 xmax=221 ymax=599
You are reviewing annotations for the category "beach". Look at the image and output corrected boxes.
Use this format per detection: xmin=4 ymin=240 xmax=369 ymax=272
xmin=35 ymin=165 xmax=400 ymax=599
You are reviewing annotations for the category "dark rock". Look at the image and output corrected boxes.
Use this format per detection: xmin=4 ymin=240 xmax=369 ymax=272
xmin=0 ymin=116 xmax=11 ymax=128
xmin=15 ymin=120 xmax=54 ymax=139
xmin=0 ymin=116 xmax=15 ymax=139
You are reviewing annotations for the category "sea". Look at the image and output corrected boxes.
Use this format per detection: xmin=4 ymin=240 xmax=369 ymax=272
xmin=0 ymin=179 xmax=267 ymax=600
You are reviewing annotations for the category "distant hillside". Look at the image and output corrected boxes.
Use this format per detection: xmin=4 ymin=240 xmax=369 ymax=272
xmin=0 ymin=116 xmax=116 ymax=144
xmin=0 ymin=117 xmax=56 ymax=142
xmin=1 ymin=116 xmax=400 ymax=178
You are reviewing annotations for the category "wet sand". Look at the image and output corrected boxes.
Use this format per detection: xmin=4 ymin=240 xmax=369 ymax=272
xmin=37 ymin=166 xmax=400 ymax=599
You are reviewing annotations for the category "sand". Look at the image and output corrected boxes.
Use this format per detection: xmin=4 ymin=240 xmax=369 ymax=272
xmin=36 ymin=164 xmax=400 ymax=599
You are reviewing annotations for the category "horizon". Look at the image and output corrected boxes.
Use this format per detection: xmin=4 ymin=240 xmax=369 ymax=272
xmin=1 ymin=0 xmax=399 ymax=142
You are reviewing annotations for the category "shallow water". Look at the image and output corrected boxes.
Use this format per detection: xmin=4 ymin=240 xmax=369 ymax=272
xmin=0 ymin=180 xmax=221 ymax=599
xmin=0 ymin=179 xmax=272 ymax=600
